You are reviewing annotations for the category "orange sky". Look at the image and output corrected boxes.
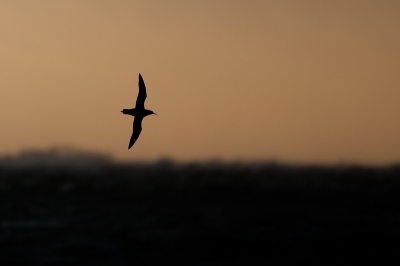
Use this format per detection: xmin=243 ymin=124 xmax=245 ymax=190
xmin=1 ymin=0 xmax=399 ymax=165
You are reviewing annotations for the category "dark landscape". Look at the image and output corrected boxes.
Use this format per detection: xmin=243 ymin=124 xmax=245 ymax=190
xmin=1 ymin=149 xmax=400 ymax=265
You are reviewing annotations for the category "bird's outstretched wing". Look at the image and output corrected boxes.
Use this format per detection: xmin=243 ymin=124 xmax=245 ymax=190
xmin=135 ymin=74 xmax=147 ymax=109
xmin=128 ymin=116 xmax=143 ymax=149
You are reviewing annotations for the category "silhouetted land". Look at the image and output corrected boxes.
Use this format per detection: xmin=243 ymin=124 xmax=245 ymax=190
xmin=0 ymin=149 xmax=400 ymax=265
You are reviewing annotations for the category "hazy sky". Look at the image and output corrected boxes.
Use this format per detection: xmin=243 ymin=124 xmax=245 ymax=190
xmin=1 ymin=0 xmax=399 ymax=164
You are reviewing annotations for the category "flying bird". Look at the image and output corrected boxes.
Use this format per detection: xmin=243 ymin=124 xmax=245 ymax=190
xmin=121 ymin=74 xmax=156 ymax=149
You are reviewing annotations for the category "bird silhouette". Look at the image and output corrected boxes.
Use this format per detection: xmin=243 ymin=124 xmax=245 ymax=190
xmin=121 ymin=74 xmax=156 ymax=149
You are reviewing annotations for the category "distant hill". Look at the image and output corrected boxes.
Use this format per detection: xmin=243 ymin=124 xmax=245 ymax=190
xmin=0 ymin=147 xmax=113 ymax=168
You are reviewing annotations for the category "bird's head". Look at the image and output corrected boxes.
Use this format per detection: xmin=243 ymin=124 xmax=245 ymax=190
xmin=143 ymin=109 xmax=157 ymax=117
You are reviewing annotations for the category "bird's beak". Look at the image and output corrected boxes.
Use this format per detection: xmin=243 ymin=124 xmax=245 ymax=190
xmin=154 ymin=113 xmax=157 ymax=115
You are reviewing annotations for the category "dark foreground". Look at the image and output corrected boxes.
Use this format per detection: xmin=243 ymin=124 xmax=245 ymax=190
xmin=1 ymin=159 xmax=400 ymax=265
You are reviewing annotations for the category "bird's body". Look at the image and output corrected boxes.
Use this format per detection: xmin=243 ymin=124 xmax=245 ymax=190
xmin=121 ymin=74 xmax=156 ymax=149
xmin=121 ymin=108 xmax=154 ymax=117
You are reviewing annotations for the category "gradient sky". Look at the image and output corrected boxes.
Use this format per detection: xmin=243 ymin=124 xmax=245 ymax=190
xmin=1 ymin=0 xmax=399 ymax=164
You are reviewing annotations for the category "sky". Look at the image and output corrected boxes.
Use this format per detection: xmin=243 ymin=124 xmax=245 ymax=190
xmin=1 ymin=0 xmax=399 ymax=165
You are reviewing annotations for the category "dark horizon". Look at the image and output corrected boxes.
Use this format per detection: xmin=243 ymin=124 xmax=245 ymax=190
xmin=1 ymin=147 xmax=400 ymax=264
xmin=1 ymin=147 xmax=399 ymax=168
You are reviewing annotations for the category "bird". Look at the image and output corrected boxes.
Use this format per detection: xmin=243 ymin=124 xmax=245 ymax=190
xmin=121 ymin=74 xmax=156 ymax=149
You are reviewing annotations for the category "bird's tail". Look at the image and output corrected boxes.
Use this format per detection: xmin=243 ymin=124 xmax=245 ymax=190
xmin=121 ymin=109 xmax=129 ymax=115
